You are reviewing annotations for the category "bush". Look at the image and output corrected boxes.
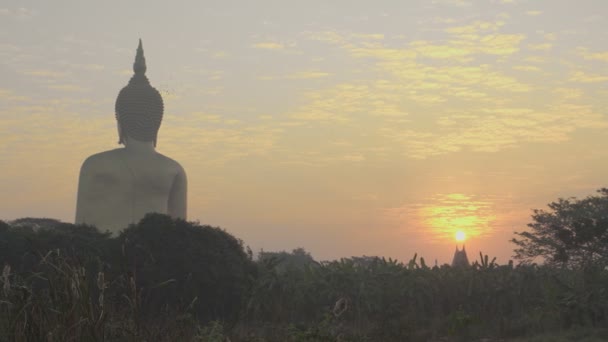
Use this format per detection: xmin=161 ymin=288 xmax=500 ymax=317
xmin=0 ymin=218 xmax=112 ymax=275
xmin=117 ymin=213 xmax=255 ymax=323
xmin=0 ymin=214 xmax=255 ymax=341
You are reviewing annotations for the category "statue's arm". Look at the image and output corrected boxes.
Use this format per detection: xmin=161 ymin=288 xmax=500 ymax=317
xmin=75 ymin=158 xmax=93 ymax=224
xmin=168 ymin=165 xmax=187 ymax=219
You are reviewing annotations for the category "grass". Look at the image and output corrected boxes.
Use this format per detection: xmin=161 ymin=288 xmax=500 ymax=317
xmin=507 ymin=328 xmax=608 ymax=342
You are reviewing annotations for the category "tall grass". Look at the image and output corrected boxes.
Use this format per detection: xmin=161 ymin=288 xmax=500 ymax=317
xmin=2 ymin=217 xmax=607 ymax=341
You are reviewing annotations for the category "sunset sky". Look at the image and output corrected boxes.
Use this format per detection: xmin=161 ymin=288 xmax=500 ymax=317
xmin=1 ymin=0 xmax=607 ymax=264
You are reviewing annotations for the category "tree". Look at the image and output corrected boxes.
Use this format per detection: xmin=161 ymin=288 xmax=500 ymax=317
xmin=0 ymin=218 xmax=112 ymax=274
xmin=118 ymin=213 xmax=255 ymax=323
xmin=257 ymin=247 xmax=317 ymax=273
xmin=512 ymin=188 xmax=608 ymax=269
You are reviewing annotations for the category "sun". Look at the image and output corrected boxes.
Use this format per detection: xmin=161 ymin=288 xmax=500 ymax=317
xmin=455 ymin=230 xmax=466 ymax=242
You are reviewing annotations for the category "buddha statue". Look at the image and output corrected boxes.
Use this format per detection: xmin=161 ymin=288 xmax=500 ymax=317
xmin=75 ymin=40 xmax=187 ymax=234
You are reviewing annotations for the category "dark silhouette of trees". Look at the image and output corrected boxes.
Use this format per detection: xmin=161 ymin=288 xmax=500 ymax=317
xmin=0 ymin=214 xmax=254 ymax=328
xmin=3 ymin=212 xmax=608 ymax=340
xmin=512 ymin=188 xmax=608 ymax=269
xmin=0 ymin=219 xmax=9 ymax=232
xmin=0 ymin=218 xmax=111 ymax=274
xmin=116 ymin=213 xmax=255 ymax=323
xmin=257 ymin=247 xmax=317 ymax=273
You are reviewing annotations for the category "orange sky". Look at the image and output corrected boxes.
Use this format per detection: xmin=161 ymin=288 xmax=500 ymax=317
xmin=1 ymin=0 xmax=607 ymax=263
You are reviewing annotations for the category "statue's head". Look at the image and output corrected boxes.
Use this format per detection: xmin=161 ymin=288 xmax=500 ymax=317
xmin=115 ymin=39 xmax=164 ymax=146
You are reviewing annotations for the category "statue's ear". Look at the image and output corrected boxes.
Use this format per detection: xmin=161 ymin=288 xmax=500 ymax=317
xmin=117 ymin=121 xmax=125 ymax=145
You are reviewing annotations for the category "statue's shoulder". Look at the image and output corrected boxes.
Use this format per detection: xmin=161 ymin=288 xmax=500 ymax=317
xmin=155 ymin=153 xmax=186 ymax=175
xmin=80 ymin=149 xmax=124 ymax=172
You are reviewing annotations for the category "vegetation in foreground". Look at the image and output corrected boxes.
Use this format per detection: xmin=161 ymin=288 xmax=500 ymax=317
xmin=1 ymin=189 xmax=607 ymax=341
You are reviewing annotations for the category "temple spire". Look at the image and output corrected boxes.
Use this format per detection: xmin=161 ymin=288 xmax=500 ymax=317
xmin=451 ymin=245 xmax=470 ymax=267
xmin=133 ymin=39 xmax=147 ymax=75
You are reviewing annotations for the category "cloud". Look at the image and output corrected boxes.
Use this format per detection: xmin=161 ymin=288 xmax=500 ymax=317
xmin=0 ymin=7 xmax=34 ymax=18
xmin=291 ymin=23 xmax=608 ymax=158
xmin=409 ymin=41 xmax=472 ymax=59
xmin=525 ymin=11 xmax=542 ymax=16
xmin=528 ymin=43 xmax=552 ymax=51
xmin=260 ymin=71 xmax=331 ymax=80
xmin=523 ymin=56 xmax=545 ymax=64
xmin=432 ymin=0 xmax=473 ymax=7
xmin=0 ymin=96 xmax=114 ymax=217
xmin=570 ymin=71 xmax=608 ymax=83
xmin=348 ymin=21 xmax=525 ymax=62
xmin=580 ymin=50 xmax=608 ymax=62
xmin=47 ymin=84 xmax=89 ymax=92
xmin=351 ymin=33 xmax=385 ymax=40
xmin=445 ymin=20 xmax=505 ymax=35
xmin=161 ymin=113 xmax=284 ymax=166
xmin=212 ymin=51 xmax=230 ymax=59
xmin=288 ymin=81 xmax=409 ymax=123
xmin=512 ymin=65 xmax=540 ymax=71
xmin=397 ymin=104 xmax=606 ymax=158
xmin=289 ymin=70 xmax=603 ymax=159
xmin=23 ymin=70 xmax=69 ymax=78
xmin=339 ymin=154 xmax=365 ymax=162
xmin=553 ymin=87 xmax=583 ymax=100
xmin=305 ymin=31 xmax=347 ymax=45
xmin=544 ymin=33 xmax=557 ymax=41
xmin=0 ymin=88 xmax=28 ymax=102
xmin=288 ymin=71 xmax=331 ymax=79
xmin=252 ymin=42 xmax=286 ymax=50
xmin=295 ymin=11 xmax=608 ymax=159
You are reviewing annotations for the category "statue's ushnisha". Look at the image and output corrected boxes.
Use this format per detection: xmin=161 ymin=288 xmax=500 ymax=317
xmin=75 ymin=40 xmax=187 ymax=234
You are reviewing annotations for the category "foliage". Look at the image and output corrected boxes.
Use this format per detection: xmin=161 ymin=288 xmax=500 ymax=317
xmin=0 ymin=218 xmax=112 ymax=274
xmin=0 ymin=251 xmax=107 ymax=341
xmin=0 ymin=248 xmax=206 ymax=341
xmin=238 ymin=252 xmax=608 ymax=341
xmin=117 ymin=213 xmax=255 ymax=323
xmin=258 ymin=247 xmax=317 ymax=273
xmin=2 ymin=211 xmax=608 ymax=341
xmin=195 ymin=321 xmax=228 ymax=342
xmin=512 ymin=188 xmax=608 ymax=269
xmin=0 ymin=214 xmax=254 ymax=341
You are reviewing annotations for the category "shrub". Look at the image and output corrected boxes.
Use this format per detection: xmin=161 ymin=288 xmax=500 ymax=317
xmin=117 ymin=213 xmax=255 ymax=324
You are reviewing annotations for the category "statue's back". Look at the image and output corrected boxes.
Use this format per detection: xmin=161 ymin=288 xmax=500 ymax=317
xmin=75 ymin=148 xmax=185 ymax=234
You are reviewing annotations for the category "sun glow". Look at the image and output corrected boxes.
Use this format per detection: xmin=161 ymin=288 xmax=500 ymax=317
xmin=418 ymin=193 xmax=496 ymax=242
xmin=455 ymin=230 xmax=466 ymax=242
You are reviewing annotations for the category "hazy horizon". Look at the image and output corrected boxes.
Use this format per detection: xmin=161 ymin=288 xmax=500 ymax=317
xmin=1 ymin=0 xmax=607 ymax=264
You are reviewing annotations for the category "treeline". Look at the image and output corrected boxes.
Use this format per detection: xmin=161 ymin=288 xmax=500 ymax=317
xmin=0 ymin=214 xmax=253 ymax=341
xmin=246 ymin=251 xmax=608 ymax=341
xmin=1 ymin=215 xmax=608 ymax=341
